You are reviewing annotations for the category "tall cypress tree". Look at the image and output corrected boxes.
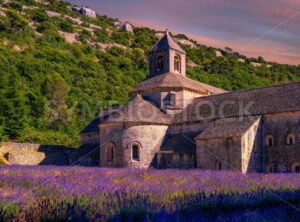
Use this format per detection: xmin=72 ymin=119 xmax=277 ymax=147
xmin=1 ymin=72 xmax=28 ymax=139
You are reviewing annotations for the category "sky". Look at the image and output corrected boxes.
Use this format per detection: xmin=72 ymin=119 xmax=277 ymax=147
xmin=67 ymin=0 xmax=300 ymax=65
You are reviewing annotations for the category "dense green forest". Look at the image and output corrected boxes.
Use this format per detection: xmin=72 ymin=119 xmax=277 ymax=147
xmin=0 ymin=0 xmax=299 ymax=146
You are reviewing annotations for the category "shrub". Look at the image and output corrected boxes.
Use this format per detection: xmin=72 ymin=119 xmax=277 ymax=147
xmin=112 ymin=30 xmax=131 ymax=46
xmin=5 ymin=9 xmax=28 ymax=33
xmin=31 ymin=10 xmax=48 ymax=23
xmin=94 ymin=28 xmax=109 ymax=43
xmin=7 ymin=2 xmax=23 ymax=11
xmin=57 ymin=19 xmax=75 ymax=33
xmin=0 ymin=15 xmax=10 ymax=31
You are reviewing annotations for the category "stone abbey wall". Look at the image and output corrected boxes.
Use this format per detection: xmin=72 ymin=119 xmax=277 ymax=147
xmin=263 ymin=111 xmax=300 ymax=172
xmin=196 ymin=137 xmax=242 ymax=171
xmin=241 ymin=118 xmax=262 ymax=173
xmin=157 ymin=152 xmax=196 ymax=169
xmin=99 ymin=123 xmax=168 ymax=168
xmin=121 ymin=124 xmax=168 ymax=168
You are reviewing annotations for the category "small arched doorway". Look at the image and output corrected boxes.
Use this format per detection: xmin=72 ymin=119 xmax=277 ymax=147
xmin=292 ymin=163 xmax=300 ymax=173
xmin=215 ymin=161 xmax=222 ymax=171
xmin=106 ymin=143 xmax=114 ymax=163
xmin=267 ymin=165 xmax=274 ymax=173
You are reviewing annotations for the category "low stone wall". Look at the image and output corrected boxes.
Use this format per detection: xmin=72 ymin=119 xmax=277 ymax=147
xmin=0 ymin=142 xmax=100 ymax=166
xmin=0 ymin=142 xmax=40 ymax=153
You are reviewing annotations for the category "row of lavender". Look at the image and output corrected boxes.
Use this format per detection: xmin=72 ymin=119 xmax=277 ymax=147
xmin=0 ymin=166 xmax=300 ymax=221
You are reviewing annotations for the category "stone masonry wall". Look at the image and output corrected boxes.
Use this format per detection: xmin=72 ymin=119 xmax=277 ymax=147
xmin=121 ymin=124 xmax=168 ymax=168
xmin=99 ymin=123 xmax=168 ymax=168
xmin=263 ymin=111 xmax=300 ymax=172
xmin=196 ymin=137 xmax=242 ymax=171
xmin=99 ymin=123 xmax=124 ymax=167
xmin=241 ymin=118 xmax=262 ymax=173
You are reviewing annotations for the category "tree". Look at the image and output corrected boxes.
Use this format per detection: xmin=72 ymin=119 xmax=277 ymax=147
xmin=257 ymin=56 xmax=265 ymax=63
xmin=45 ymin=73 xmax=71 ymax=127
xmin=1 ymin=73 xmax=28 ymax=139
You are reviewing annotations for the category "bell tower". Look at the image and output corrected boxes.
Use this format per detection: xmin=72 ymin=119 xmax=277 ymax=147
xmin=149 ymin=30 xmax=186 ymax=77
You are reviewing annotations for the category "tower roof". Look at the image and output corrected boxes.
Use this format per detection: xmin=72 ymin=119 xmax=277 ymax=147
xmin=132 ymin=72 xmax=227 ymax=94
xmin=150 ymin=31 xmax=186 ymax=54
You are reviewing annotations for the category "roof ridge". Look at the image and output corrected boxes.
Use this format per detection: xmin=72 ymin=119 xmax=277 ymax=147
xmin=195 ymin=81 xmax=300 ymax=100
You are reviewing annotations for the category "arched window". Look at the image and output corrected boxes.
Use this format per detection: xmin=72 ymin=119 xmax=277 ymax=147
xmin=265 ymin=134 xmax=274 ymax=147
xmin=107 ymin=144 xmax=114 ymax=162
xmin=174 ymin=55 xmax=181 ymax=72
xmin=156 ymin=54 xmax=164 ymax=72
xmin=132 ymin=144 xmax=140 ymax=161
xmin=286 ymin=133 xmax=296 ymax=145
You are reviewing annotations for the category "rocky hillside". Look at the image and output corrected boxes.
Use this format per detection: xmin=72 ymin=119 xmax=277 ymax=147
xmin=0 ymin=0 xmax=299 ymax=146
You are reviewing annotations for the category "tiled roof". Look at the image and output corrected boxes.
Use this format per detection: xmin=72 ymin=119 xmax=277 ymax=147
xmin=81 ymin=118 xmax=101 ymax=134
xmin=102 ymin=95 xmax=170 ymax=125
xmin=160 ymin=132 xmax=199 ymax=153
xmin=195 ymin=116 xmax=261 ymax=140
xmin=132 ymin=72 xmax=227 ymax=94
xmin=81 ymin=108 xmax=123 ymax=134
xmin=150 ymin=31 xmax=186 ymax=54
xmin=176 ymin=82 xmax=300 ymax=123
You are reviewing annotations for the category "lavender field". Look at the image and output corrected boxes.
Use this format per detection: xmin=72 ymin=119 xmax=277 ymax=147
xmin=0 ymin=166 xmax=300 ymax=221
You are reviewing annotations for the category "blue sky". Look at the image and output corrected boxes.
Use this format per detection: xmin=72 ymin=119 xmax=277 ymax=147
xmin=67 ymin=0 xmax=300 ymax=65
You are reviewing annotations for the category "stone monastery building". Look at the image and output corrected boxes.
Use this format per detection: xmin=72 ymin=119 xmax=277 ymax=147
xmin=81 ymin=31 xmax=300 ymax=173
